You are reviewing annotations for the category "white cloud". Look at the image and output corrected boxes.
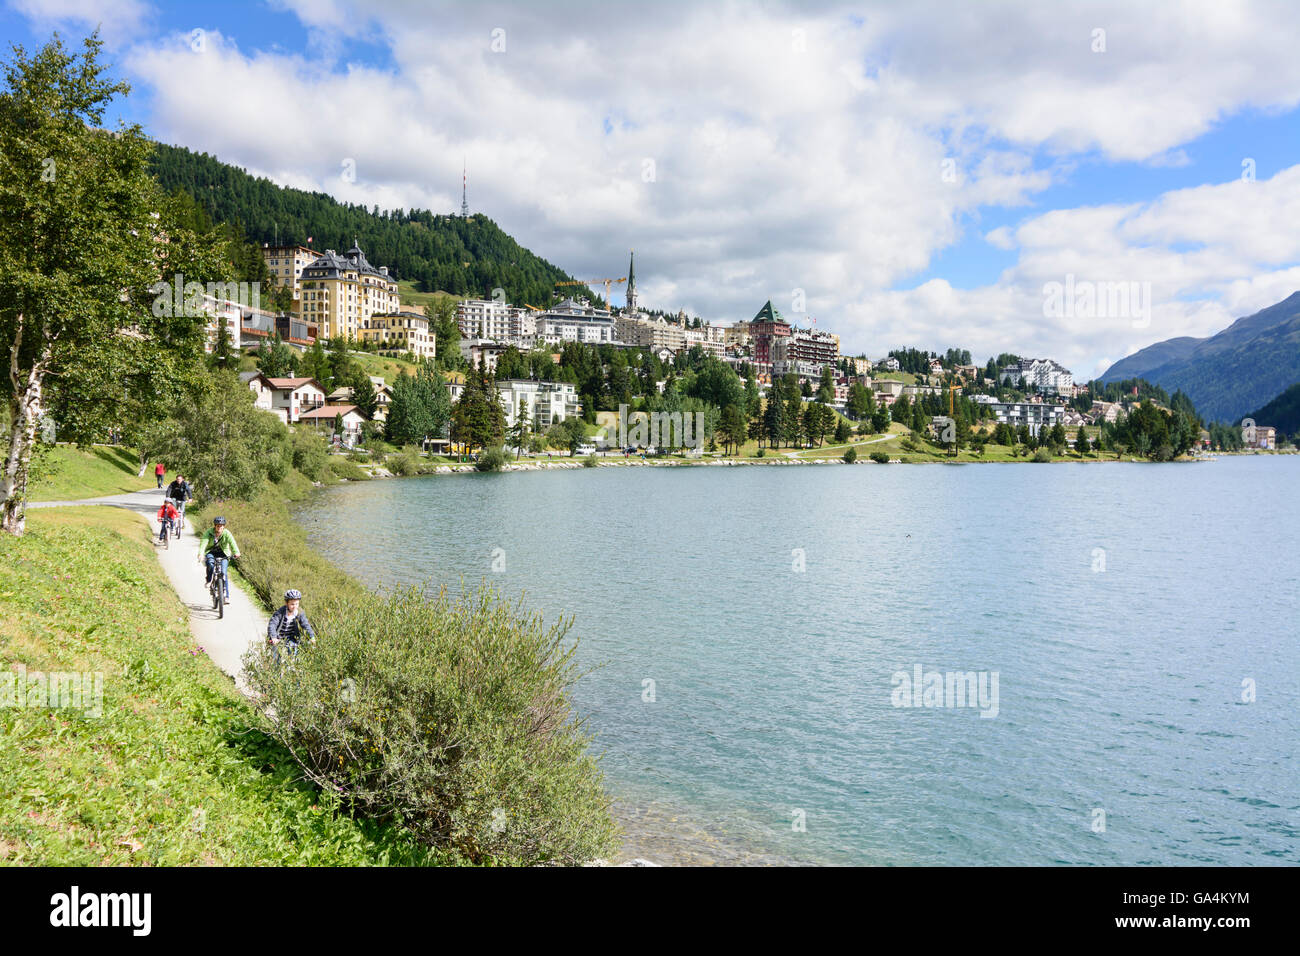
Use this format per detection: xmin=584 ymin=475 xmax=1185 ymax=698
xmin=10 ymin=0 xmax=150 ymax=43
xmin=111 ymin=0 xmax=1300 ymax=377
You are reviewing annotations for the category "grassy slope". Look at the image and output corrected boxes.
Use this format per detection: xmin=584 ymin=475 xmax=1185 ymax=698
xmin=0 ymin=506 xmax=456 ymax=865
xmin=28 ymin=445 xmax=156 ymax=501
xmin=397 ymin=280 xmax=465 ymax=313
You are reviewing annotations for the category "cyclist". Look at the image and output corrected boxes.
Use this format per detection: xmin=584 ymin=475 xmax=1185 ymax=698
xmin=156 ymin=499 xmax=180 ymax=543
xmin=198 ymin=516 xmax=241 ymax=601
xmin=267 ymin=589 xmax=316 ymax=661
xmin=165 ymin=474 xmax=192 ymax=528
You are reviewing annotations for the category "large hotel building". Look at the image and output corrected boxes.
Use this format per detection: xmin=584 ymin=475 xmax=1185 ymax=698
xmin=262 ymin=242 xmax=400 ymax=341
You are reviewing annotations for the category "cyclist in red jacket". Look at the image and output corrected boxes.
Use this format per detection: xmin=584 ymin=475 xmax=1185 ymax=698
xmin=156 ymin=500 xmax=179 ymax=542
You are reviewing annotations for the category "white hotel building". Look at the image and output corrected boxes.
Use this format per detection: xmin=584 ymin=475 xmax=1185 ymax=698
xmin=999 ymin=358 xmax=1074 ymax=395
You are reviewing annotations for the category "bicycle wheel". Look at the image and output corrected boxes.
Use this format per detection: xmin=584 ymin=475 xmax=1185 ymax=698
xmin=163 ymin=523 xmax=170 ymax=549
xmin=216 ymin=574 xmax=225 ymax=619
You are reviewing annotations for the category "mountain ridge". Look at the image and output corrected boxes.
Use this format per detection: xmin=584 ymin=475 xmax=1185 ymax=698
xmin=1099 ymin=291 xmax=1300 ymax=422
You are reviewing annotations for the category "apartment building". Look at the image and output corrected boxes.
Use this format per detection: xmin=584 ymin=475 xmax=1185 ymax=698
xmin=989 ymin=401 xmax=1066 ymax=437
xmin=498 ymin=379 xmax=582 ymax=430
xmin=771 ymin=327 xmax=839 ymax=370
xmin=298 ymin=243 xmax=400 ymax=341
xmin=616 ymin=312 xmax=685 ymax=351
xmin=456 ymin=298 xmax=537 ymax=343
xmin=361 ymin=311 xmax=436 ymax=360
xmin=536 ymin=297 xmax=616 ymax=345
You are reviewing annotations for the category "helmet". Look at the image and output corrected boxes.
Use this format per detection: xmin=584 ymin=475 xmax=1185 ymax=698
xmin=213 ymin=516 xmax=227 ymax=526
xmin=284 ymin=589 xmax=302 ymax=601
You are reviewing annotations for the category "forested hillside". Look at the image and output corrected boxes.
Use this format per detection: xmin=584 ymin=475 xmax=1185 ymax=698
xmin=1100 ymin=291 xmax=1300 ymax=422
xmin=147 ymin=142 xmax=580 ymax=306
xmin=1246 ymin=383 xmax=1300 ymax=438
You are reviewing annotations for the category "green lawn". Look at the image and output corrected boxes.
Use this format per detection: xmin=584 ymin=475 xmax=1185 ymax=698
xmin=28 ymin=445 xmax=156 ymax=501
xmin=0 ymin=507 xmax=456 ymax=865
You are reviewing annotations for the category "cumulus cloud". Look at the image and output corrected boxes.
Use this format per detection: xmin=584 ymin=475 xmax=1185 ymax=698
xmin=68 ymin=0 xmax=1300 ymax=374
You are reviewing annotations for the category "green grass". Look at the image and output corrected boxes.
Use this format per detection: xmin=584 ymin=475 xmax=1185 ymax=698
xmin=0 ymin=506 xmax=464 ymax=865
xmin=396 ymin=281 xmax=465 ymax=314
xmin=27 ymin=445 xmax=156 ymax=501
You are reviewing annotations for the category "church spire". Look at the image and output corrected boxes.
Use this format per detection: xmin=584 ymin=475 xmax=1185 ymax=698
xmin=625 ymin=249 xmax=637 ymax=313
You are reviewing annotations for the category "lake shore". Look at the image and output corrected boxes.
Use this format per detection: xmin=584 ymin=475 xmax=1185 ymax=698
xmin=349 ymin=448 xmax=1288 ymax=480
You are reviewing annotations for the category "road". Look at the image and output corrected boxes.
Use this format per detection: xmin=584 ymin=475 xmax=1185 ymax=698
xmin=28 ymin=488 xmax=267 ymax=693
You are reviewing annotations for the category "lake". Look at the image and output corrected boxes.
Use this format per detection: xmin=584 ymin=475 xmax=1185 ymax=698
xmin=292 ymin=455 xmax=1300 ymax=865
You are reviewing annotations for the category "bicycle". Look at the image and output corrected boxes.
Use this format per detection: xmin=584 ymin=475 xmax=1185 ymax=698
xmin=207 ymin=557 xmax=230 ymax=619
xmin=159 ymin=515 xmax=172 ymax=550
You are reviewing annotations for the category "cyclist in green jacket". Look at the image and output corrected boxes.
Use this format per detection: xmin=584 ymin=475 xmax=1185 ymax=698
xmin=199 ymin=516 xmax=241 ymax=601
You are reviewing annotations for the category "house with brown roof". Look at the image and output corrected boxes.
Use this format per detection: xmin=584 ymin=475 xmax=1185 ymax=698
xmin=299 ymin=404 xmax=365 ymax=446
xmin=265 ymin=377 xmax=327 ymax=423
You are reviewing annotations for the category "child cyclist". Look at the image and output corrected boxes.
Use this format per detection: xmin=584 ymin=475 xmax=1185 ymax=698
xmin=156 ymin=499 xmax=180 ymax=542
xmin=267 ymin=589 xmax=316 ymax=662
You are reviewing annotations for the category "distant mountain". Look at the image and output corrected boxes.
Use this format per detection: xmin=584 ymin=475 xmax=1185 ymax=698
xmin=1099 ymin=292 xmax=1300 ymax=422
xmin=1246 ymin=382 xmax=1300 ymax=436
xmin=147 ymin=142 xmax=579 ymax=307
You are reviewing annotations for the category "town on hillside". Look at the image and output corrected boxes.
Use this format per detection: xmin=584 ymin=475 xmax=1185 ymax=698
xmin=196 ymin=242 xmax=1282 ymax=460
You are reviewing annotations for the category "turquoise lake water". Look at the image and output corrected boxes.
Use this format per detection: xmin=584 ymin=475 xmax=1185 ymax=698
xmin=292 ymin=456 xmax=1299 ymax=865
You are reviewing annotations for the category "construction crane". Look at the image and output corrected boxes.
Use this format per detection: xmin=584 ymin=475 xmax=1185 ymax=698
xmin=522 ymin=304 xmax=542 ymax=311
xmin=555 ymin=277 xmax=627 ymax=308
xmin=946 ymin=383 xmax=963 ymax=457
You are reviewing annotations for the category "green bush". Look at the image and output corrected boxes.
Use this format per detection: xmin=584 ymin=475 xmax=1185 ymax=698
xmin=842 ymin=446 xmax=857 ymax=463
xmin=1032 ymin=447 xmax=1053 ymax=463
xmin=243 ymin=585 xmax=618 ymax=864
xmin=327 ymin=457 xmax=370 ymax=481
xmin=386 ymin=448 xmax=420 ymax=476
xmin=476 ymin=446 xmax=508 ymax=472
xmin=346 ymin=449 xmax=370 ymax=463
xmin=368 ymin=439 xmax=398 ymax=457
xmin=290 ymin=428 xmax=331 ymax=481
xmin=870 ymin=451 xmax=890 ymax=464
xmin=755 ymin=447 xmax=766 ymax=458
xmin=582 ymin=453 xmax=598 ymax=468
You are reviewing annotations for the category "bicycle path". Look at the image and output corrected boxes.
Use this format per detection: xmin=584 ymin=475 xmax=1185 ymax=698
xmin=28 ymin=488 xmax=267 ymax=694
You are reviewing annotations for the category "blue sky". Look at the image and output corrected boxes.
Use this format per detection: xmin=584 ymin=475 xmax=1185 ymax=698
xmin=4 ymin=0 xmax=1300 ymax=377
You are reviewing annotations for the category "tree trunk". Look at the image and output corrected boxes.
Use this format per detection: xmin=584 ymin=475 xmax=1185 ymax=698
xmin=2 ymin=316 xmax=50 ymax=537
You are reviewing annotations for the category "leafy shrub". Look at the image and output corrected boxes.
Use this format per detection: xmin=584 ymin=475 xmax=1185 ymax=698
xmin=346 ymin=450 xmax=370 ymax=463
xmin=328 ymin=457 xmax=370 ymax=481
xmin=755 ymin=447 xmax=766 ymax=458
xmin=870 ymin=451 xmax=890 ymax=464
xmin=842 ymin=446 xmax=857 ymax=463
xmin=290 ymin=428 xmax=331 ymax=481
xmin=243 ymin=585 xmax=618 ymax=864
xmin=385 ymin=447 xmax=420 ymax=476
xmin=476 ymin=445 xmax=508 ymax=472
xmin=1032 ymin=447 xmax=1053 ymax=463
xmin=368 ymin=440 xmax=397 ymax=457
xmin=582 ymin=453 xmax=598 ymax=468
